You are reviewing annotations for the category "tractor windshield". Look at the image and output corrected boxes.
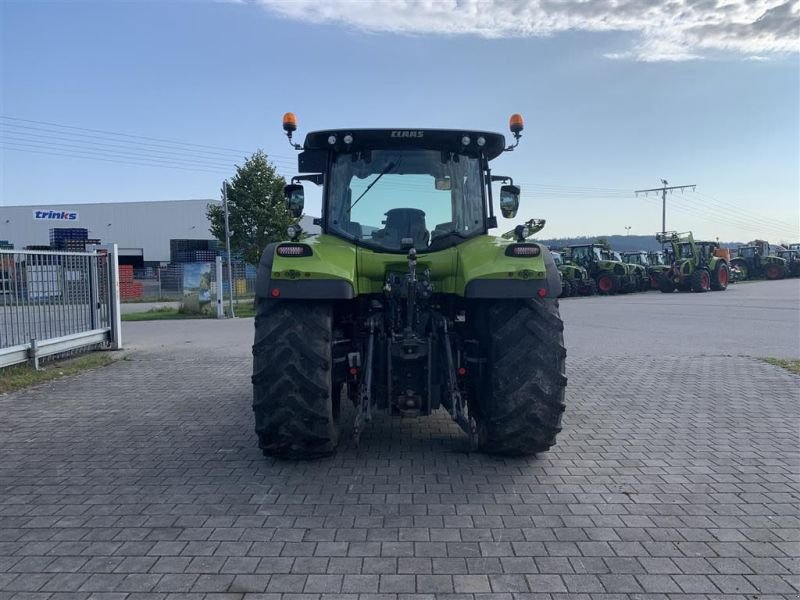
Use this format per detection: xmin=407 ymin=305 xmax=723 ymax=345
xmin=570 ymin=246 xmax=603 ymax=264
xmin=678 ymin=243 xmax=694 ymax=259
xmin=738 ymin=247 xmax=755 ymax=258
xmin=326 ymin=149 xmax=484 ymax=252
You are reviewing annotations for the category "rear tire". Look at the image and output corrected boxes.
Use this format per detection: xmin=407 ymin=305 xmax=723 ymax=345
xmin=559 ymin=278 xmax=572 ymax=298
xmin=581 ymin=278 xmax=597 ymax=296
xmin=659 ymin=273 xmax=675 ymax=293
xmin=711 ymin=262 xmax=729 ymax=291
xmin=473 ymin=298 xmax=567 ymax=456
xmin=252 ymin=299 xmax=339 ymax=459
xmin=766 ymin=264 xmax=785 ymax=280
xmin=690 ymin=269 xmax=711 ymax=293
xmin=596 ymin=271 xmax=618 ymax=295
xmin=732 ymin=259 xmax=749 ymax=280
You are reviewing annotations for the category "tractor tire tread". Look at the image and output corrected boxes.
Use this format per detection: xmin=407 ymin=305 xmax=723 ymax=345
xmin=252 ymin=299 xmax=338 ymax=459
xmin=476 ymin=298 xmax=567 ymax=456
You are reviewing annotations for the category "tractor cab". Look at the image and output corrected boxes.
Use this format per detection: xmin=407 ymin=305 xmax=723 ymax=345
xmin=647 ymin=251 xmax=667 ymax=266
xmin=621 ymin=251 xmax=649 ymax=267
xmin=566 ymin=244 xmax=604 ymax=267
xmin=283 ymin=123 xmax=523 ymax=254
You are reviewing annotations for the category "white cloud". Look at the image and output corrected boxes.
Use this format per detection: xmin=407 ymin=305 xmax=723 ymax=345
xmin=256 ymin=0 xmax=800 ymax=61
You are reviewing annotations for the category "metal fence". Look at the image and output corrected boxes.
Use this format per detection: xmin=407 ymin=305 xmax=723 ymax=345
xmin=0 ymin=246 xmax=121 ymax=369
xmin=127 ymin=262 xmax=256 ymax=302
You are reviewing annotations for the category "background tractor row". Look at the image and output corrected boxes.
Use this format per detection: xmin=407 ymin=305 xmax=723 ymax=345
xmin=731 ymin=240 xmax=787 ymax=280
xmin=621 ymin=250 xmax=670 ymax=290
xmin=775 ymin=249 xmax=800 ymax=278
xmin=551 ymin=250 xmax=597 ymax=297
xmin=560 ymin=244 xmax=636 ymax=295
xmin=655 ymin=231 xmax=729 ymax=293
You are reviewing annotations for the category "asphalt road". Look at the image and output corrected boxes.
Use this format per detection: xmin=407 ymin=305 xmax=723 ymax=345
xmin=561 ymin=278 xmax=800 ymax=359
xmin=123 ymin=279 xmax=800 ymax=360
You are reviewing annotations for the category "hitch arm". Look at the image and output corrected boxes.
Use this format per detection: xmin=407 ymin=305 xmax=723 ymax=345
xmin=439 ymin=318 xmax=477 ymax=449
xmin=353 ymin=317 xmax=378 ymax=446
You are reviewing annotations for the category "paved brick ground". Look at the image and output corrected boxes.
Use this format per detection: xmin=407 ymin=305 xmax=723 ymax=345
xmin=1 ymin=344 xmax=799 ymax=600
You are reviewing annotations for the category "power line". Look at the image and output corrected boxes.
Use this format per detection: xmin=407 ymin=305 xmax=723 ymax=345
xmin=1 ymin=143 xmax=231 ymax=175
xmin=636 ymin=192 xmax=797 ymax=239
xmin=1 ymin=134 xmax=244 ymax=170
xmin=1 ymin=115 xmax=301 ymax=159
xmin=1 ymin=122 xmax=250 ymax=161
xmin=0 ymin=123 xmax=296 ymax=166
xmin=688 ymin=190 xmax=797 ymax=229
xmin=672 ymin=193 xmax=798 ymax=235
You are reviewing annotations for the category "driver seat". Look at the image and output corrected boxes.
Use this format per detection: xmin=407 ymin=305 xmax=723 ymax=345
xmin=378 ymin=208 xmax=429 ymax=248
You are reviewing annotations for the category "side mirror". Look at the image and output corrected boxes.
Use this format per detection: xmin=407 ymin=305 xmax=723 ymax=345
xmin=284 ymin=184 xmax=305 ymax=218
xmin=499 ymin=185 xmax=520 ymax=219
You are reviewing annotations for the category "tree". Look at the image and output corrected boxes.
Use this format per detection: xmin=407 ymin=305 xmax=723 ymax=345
xmin=595 ymin=236 xmax=611 ymax=250
xmin=207 ymin=150 xmax=294 ymax=266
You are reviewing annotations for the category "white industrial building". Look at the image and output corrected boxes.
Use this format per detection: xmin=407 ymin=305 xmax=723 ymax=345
xmin=1 ymin=199 xmax=221 ymax=265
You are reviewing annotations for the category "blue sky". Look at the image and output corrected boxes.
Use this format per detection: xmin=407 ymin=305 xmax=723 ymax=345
xmin=1 ymin=0 xmax=798 ymax=242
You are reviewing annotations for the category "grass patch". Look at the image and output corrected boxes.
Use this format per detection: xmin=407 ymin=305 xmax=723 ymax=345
xmin=761 ymin=357 xmax=800 ymax=375
xmin=122 ymin=306 xmax=212 ymax=321
xmin=121 ymin=296 xmax=178 ymax=304
xmin=0 ymin=352 xmax=116 ymax=395
xmin=122 ymin=302 xmax=255 ymax=321
xmin=231 ymin=302 xmax=255 ymax=318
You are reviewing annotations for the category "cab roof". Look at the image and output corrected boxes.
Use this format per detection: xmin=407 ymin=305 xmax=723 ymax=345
xmin=303 ymin=129 xmax=507 ymax=160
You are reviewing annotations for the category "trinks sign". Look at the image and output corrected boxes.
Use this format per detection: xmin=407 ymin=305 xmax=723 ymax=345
xmin=33 ymin=210 xmax=79 ymax=221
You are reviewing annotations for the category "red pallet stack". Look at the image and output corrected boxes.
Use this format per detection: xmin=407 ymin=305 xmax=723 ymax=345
xmin=118 ymin=265 xmax=143 ymax=300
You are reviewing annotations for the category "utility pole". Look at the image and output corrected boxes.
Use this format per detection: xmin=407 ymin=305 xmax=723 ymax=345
xmin=222 ymin=180 xmax=235 ymax=318
xmin=635 ymin=179 xmax=696 ymax=234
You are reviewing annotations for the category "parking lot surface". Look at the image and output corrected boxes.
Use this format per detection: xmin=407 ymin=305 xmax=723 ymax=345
xmin=1 ymin=280 xmax=798 ymax=599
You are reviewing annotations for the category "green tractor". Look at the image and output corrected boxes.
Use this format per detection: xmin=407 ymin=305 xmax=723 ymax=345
xmin=731 ymin=240 xmax=787 ymax=280
xmin=655 ymin=231 xmax=729 ymax=293
xmin=775 ymin=249 xmax=800 ymax=278
xmin=646 ymin=250 xmax=670 ymax=288
xmin=563 ymin=244 xmax=631 ymax=295
xmin=551 ymin=250 xmax=596 ymax=297
xmin=609 ymin=249 xmax=647 ymax=292
xmin=622 ymin=250 xmax=667 ymax=290
xmin=252 ymin=113 xmax=566 ymax=458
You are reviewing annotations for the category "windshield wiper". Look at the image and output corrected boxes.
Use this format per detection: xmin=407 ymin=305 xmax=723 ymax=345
xmin=350 ymin=161 xmax=396 ymax=210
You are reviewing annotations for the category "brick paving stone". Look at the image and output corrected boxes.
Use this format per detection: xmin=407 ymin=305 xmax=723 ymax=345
xmin=1 ymin=345 xmax=797 ymax=599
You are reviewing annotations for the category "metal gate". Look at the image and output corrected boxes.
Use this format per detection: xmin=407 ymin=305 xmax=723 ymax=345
xmin=0 ymin=245 xmax=122 ymax=369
